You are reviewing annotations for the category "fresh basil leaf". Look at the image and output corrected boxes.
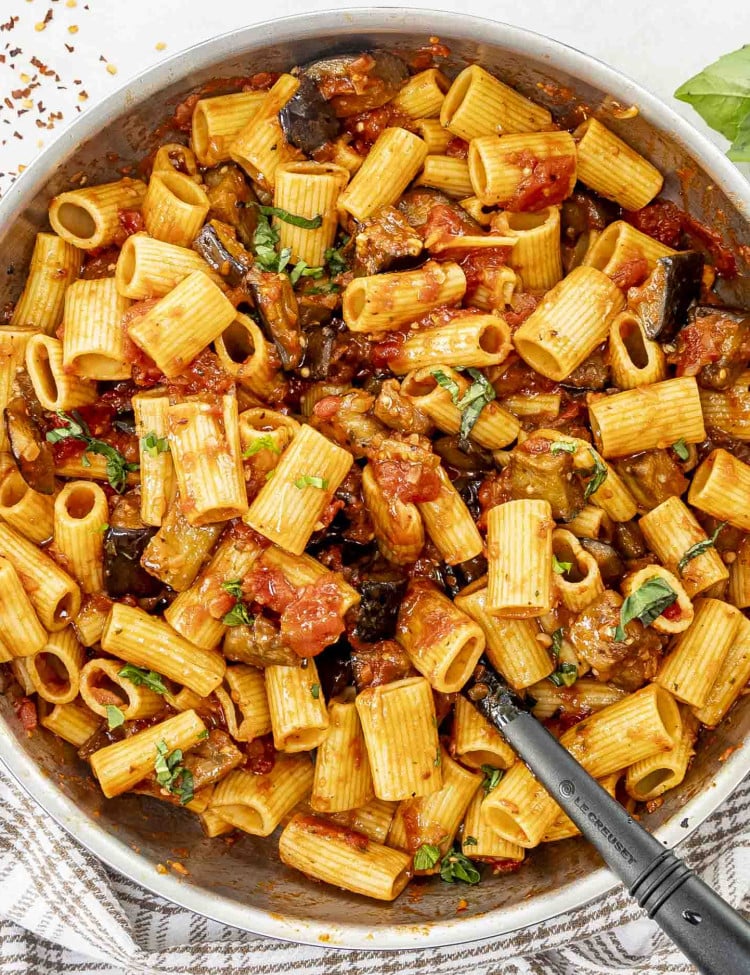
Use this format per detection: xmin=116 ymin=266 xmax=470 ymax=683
xmin=196 ymin=729 xmax=209 ymax=740
xmin=463 ymin=835 xmax=478 ymax=847
xmin=46 ymin=411 xmax=139 ymax=493
xmin=294 ymin=475 xmax=328 ymax=490
xmin=431 ymin=368 xmax=461 ymax=404
xmin=552 ymin=555 xmax=573 ymax=575
xmin=325 ymin=238 xmax=349 ymax=276
xmin=675 ymin=46 xmax=750 ymax=142
xmin=550 ymin=441 xmax=576 ymax=455
xmin=310 ymin=683 xmax=320 ymax=700
xmin=678 ymin=522 xmax=726 ymax=575
xmin=583 ymin=448 xmax=608 ymax=501
xmin=481 ymin=764 xmax=504 ymax=794
xmin=548 ymin=662 xmax=578 ymax=687
xmin=440 ymin=849 xmax=481 ymax=885
xmin=221 ymin=579 xmax=244 ymax=599
xmin=305 ymin=282 xmax=341 ymax=296
xmin=106 ymin=704 xmax=125 ymax=730
xmin=118 ymin=664 xmax=167 ymax=695
xmin=672 ymin=438 xmax=690 ymax=461
xmin=242 ymin=435 xmax=281 ymax=458
xmin=289 ymin=260 xmax=324 ymax=285
xmin=550 ymin=627 xmax=564 ymax=661
xmin=153 ymin=741 xmax=194 ymax=804
xmin=729 ymin=109 xmax=750 ymax=161
xmin=141 ymin=431 xmax=170 ymax=458
xmin=222 ymin=603 xmax=254 ymax=626
xmin=457 ymin=368 xmax=496 ymax=439
xmin=252 ymin=210 xmax=282 ymax=271
xmin=434 ymin=746 xmax=442 ymax=767
xmin=615 ymin=576 xmax=678 ymax=642
xmin=258 ymin=204 xmax=323 ymax=230
xmin=413 ymin=844 xmax=441 ymax=871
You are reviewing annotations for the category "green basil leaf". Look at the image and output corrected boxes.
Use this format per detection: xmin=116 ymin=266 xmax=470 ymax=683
xmin=431 ymin=368 xmax=461 ymax=404
xmin=294 ymin=475 xmax=328 ymax=490
xmin=141 ymin=431 xmax=170 ymax=458
xmin=222 ymin=603 xmax=254 ymax=627
xmin=672 ymin=438 xmax=690 ymax=461
xmin=311 ymin=683 xmax=320 ymax=700
xmin=243 ymin=435 xmax=281 ymax=458
xmin=480 ymin=764 xmax=504 ymax=794
xmin=550 ymin=627 xmax=564 ymax=661
xmin=552 ymin=555 xmax=573 ymax=575
xmin=548 ymin=662 xmax=578 ymax=687
xmin=413 ymin=844 xmax=442 ymax=871
xmin=456 ymin=368 xmax=496 ymax=439
xmin=46 ymin=411 xmax=139 ymax=493
xmin=197 ymin=729 xmax=210 ymax=740
xmin=118 ymin=664 xmax=167 ymax=695
xmin=675 ymin=46 xmax=750 ymax=142
xmin=463 ymin=835 xmax=478 ymax=847
xmin=678 ymin=522 xmax=726 ymax=575
xmin=221 ymin=579 xmax=244 ymax=599
xmin=440 ymin=849 xmax=481 ymax=885
xmin=106 ymin=704 xmax=125 ymax=730
xmin=289 ymin=260 xmax=324 ymax=285
xmin=324 ymin=239 xmax=349 ymax=276
xmin=258 ymin=204 xmax=323 ymax=230
xmin=583 ymin=448 xmax=608 ymax=500
xmin=615 ymin=576 xmax=678 ymax=641
xmin=550 ymin=441 xmax=576 ymax=455
xmin=729 ymin=109 xmax=750 ymax=161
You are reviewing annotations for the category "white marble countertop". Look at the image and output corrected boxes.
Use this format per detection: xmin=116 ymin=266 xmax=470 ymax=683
xmin=0 ymin=0 xmax=749 ymax=198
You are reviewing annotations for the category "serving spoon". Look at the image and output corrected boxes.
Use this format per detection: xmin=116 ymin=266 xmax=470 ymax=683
xmin=463 ymin=660 xmax=750 ymax=975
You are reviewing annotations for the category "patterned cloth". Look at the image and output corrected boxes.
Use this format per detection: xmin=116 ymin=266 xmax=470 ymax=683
xmin=1 ymin=761 xmax=748 ymax=975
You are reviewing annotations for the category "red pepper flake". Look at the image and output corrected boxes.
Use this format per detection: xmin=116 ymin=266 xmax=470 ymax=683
xmin=0 ymin=16 xmax=19 ymax=32
xmin=13 ymin=697 xmax=37 ymax=731
xmin=30 ymin=55 xmax=55 ymax=76
xmin=65 ymin=44 xmax=74 ymax=52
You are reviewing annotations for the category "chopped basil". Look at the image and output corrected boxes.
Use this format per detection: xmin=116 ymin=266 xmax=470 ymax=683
xmin=154 ymin=740 xmax=194 ymax=805
xmin=463 ymin=835 xmax=478 ymax=847
xmin=258 ymin=204 xmax=323 ymax=230
xmin=222 ymin=602 xmax=254 ymax=627
xmin=430 ymin=367 xmax=496 ymax=439
xmin=243 ymin=435 xmax=281 ymax=458
xmin=550 ymin=627 xmax=564 ymax=661
xmin=678 ymin=522 xmax=726 ymax=575
xmin=118 ymin=664 xmax=167 ymax=696
xmin=46 ymin=411 xmax=139 ymax=493
xmin=550 ymin=441 xmax=576 ymax=455
xmin=413 ymin=844 xmax=441 ymax=871
xmin=265 ymin=468 xmax=276 ymax=481
xmin=289 ymin=260 xmax=324 ymax=286
xmin=582 ymin=448 xmax=608 ymax=501
xmin=440 ymin=848 xmax=481 ymax=885
xmin=141 ymin=431 xmax=170 ymax=458
xmin=311 ymin=683 xmax=320 ymax=700
xmin=615 ymin=576 xmax=678 ymax=641
xmin=196 ymin=729 xmax=210 ymax=741
xmin=324 ymin=238 xmax=349 ymax=276
xmin=294 ymin=475 xmax=328 ymax=490
xmin=548 ymin=662 xmax=578 ymax=687
xmin=434 ymin=746 xmax=442 ymax=767
xmin=305 ymin=282 xmax=341 ymax=296
xmin=221 ymin=579 xmax=244 ymax=599
xmin=252 ymin=209 xmax=288 ymax=273
xmin=106 ymin=704 xmax=125 ymax=730
xmin=552 ymin=555 xmax=573 ymax=575
xmin=92 ymin=523 xmax=109 ymax=534
xmin=481 ymin=764 xmax=504 ymax=794
xmin=672 ymin=438 xmax=690 ymax=461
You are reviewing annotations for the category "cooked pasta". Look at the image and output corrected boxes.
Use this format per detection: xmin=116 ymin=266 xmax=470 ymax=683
xmin=2 ymin=43 xmax=748 ymax=908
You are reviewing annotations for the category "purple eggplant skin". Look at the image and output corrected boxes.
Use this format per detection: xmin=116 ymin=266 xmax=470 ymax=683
xmin=279 ymin=75 xmax=340 ymax=154
xmin=4 ymin=391 xmax=56 ymax=495
xmin=192 ymin=222 xmax=249 ymax=287
xmin=578 ymin=538 xmax=625 ymax=587
xmin=354 ymin=570 xmax=408 ymax=643
xmin=103 ymin=495 xmax=160 ymax=598
xmin=315 ymin=637 xmax=354 ymax=701
xmin=301 ymin=50 xmax=409 ymax=117
xmin=636 ymin=251 xmax=704 ymax=342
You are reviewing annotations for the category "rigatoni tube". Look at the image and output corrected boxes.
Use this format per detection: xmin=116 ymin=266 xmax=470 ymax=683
xmin=440 ymin=65 xmax=551 ymax=141
xmin=90 ymin=708 xmax=206 ymax=799
xmin=273 ymin=161 xmax=349 ymax=266
xmin=493 ymin=208 xmax=562 ymax=293
xmin=133 ymin=390 xmax=175 ymax=527
xmin=62 ymin=278 xmax=131 ymax=380
xmin=48 ymin=178 xmax=147 ymax=250
xmin=191 ymin=91 xmax=267 ymax=166
xmin=26 ymin=628 xmax=85 ymax=704
xmin=26 ymin=334 xmax=98 ymax=411
xmin=625 ymin=710 xmax=698 ymax=802
xmin=40 ymin=698 xmax=100 ymax=747
xmin=0 ymin=556 xmax=48 ymax=661
xmin=608 ymin=311 xmax=667 ymax=389
xmin=396 ymin=581 xmax=485 ymax=693
xmin=361 ymin=463 xmax=424 ymax=565
xmin=229 ymin=74 xmax=302 ymax=190
xmin=101 ymin=602 xmax=226 ymax=697
xmin=265 ymin=658 xmax=329 ymax=752
xmin=688 ymin=448 xmax=750 ymax=531
xmin=0 ymin=523 xmax=80 ymax=632
xmin=693 ymin=615 xmax=750 ymax=727
xmin=244 ymin=424 xmax=352 ymax=554
xmin=115 ymin=233 xmax=223 ymax=300
xmin=452 ymin=693 xmax=515 ymax=769
xmin=79 ymin=657 xmax=164 ymax=721
xmin=168 ymin=393 xmax=247 ymax=526
xmin=417 ymin=465 xmax=484 ymax=565
xmin=356 ymin=676 xmax=442 ymax=801
xmin=0 ymin=468 xmax=54 ymax=544
xmin=387 ymin=313 xmax=512 ymax=373
xmin=279 ymin=814 xmax=411 ymax=901
xmin=574 ymin=118 xmax=663 ymax=211
xmin=513 ymin=266 xmax=625 ymax=382
xmin=468 ymin=131 xmax=576 ymax=209
xmin=486 ymin=499 xmax=554 ymax=618
xmin=583 ymin=220 xmax=674 ymax=281
xmin=338 ymin=127 xmax=428 ymax=221
xmin=53 ymin=481 xmax=108 ymax=593
xmin=589 ymin=377 xmax=705 ymax=458
xmin=127 ymin=270 xmax=236 ymax=379
xmin=10 ymin=232 xmax=80 ymax=335
xmin=210 ymin=754 xmax=313 ymax=835
xmin=311 ymin=695 xmax=374 ymax=813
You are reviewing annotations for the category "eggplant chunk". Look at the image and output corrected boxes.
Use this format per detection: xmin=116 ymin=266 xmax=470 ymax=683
xmin=4 ymin=391 xmax=56 ymax=495
xmin=397 ymin=188 xmax=481 ymax=234
xmin=630 ymin=251 xmax=704 ymax=342
xmin=354 ymin=206 xmax=423 ymax=276
xmin=612 ymin=449 xmax=689 ymax=512
xmin=674 ymin=304 xmax=750 ymax=390
xmin=193 ymin=219 xmax=252 ymax=287
xmin=279 ymin=75 xmax=340 ymax=154
xmin=302 ymin=50 xmax=408 ymax=116
xmin=506 ymin=447 xmax=584 ymax=521
xmin=315 ymin=637 xmax=354 ymax=700
xmin=612 ymin=520 xmax=648 ymax=560
xmin=578 ymin=538 xmax=624 ymax=587
xmin=246 ymin=268 xmax=302 ymax=370
xmin=561 ymin=346 xmax=610 ymax=391
xmin=204 ymin=164 xmax=259 ymax=249
xmin=354 ymin=569 xmax=408 ymax=643
xmin=104 ymin=493 xmax=160 ymax=598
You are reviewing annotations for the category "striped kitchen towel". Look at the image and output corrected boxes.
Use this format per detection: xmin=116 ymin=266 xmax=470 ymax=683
xmin=1 ymin=762 xmax=748 ymax=975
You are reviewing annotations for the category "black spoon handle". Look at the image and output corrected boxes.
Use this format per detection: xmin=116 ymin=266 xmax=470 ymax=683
xmin=465 ymin=677 xmax=750 ymax=975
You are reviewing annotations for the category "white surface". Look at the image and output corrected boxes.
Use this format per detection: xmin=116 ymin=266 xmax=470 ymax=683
xmin=0 ymin=0 xmax=749 ymax=197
